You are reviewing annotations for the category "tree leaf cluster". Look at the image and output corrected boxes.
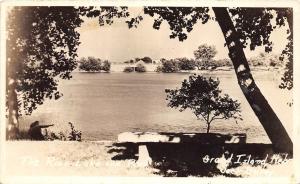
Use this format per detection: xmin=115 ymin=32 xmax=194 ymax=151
xmin=7 ymin=7 xmax=83 ymax=115
xmin=144 ymin=7 xmax=210 ymax=41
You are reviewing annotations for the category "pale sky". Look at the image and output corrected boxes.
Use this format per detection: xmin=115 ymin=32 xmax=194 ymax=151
xmin=77 ymin=8 xmax=289 ymax=63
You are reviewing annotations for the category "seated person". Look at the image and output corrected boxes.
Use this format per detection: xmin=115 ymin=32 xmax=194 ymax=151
xmin=28 ymin=121 xmax=54 ymax=140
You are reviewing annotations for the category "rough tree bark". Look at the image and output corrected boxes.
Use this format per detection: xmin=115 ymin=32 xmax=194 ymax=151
xmin=212 ymin=7 xmax=293 ymax=153
xmin=7 ymin=72 xmax=20 ymax=140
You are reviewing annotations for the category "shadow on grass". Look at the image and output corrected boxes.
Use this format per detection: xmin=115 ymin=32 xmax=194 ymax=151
xmin=107 ymin=142 xmax=292 ymax=177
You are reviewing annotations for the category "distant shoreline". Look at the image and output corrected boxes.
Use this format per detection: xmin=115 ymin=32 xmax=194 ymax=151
xmin=74 ymin=66 xmax=283 ymax=74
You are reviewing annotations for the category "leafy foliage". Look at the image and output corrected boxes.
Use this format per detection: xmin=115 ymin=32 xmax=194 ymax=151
xmin=248 ymin=53 xmax=283 ymax=67
xmin=213 ymin=58 xmax=232 ymax=68
xmin=228 ymin=8 xmax=293 ymax=89
xmin=7 ymin=7 xmax=83 ymax=115
xmin=68 ymin=122 xmax=82 ymax=141
xmin=124 ymin=56 xmax=153 ymax=64
xmin=124 ymin=59 xmax=135 ymax=64
xmin=157 ymin=59 xmax=180 ymax=73
xmin=123 ymin=66 xmax=134 ymax=73
xmin=141 ymin=56 xmax=153 ymax=64
xmin=101 ymin=60 xmax=111 ymax=72
xmin=177 ymin=58 xmax=196 ymax=70
xmin=165 ymin=75 xmax=242 ymax=133
xmin=194 ymin=44 xmax=217 ymax=70
xmin=228 ymin=8 xmax=275 ymax=52
xmin=7 ymin=6 xmax=133 ymax=118
xmin=78 ymin=6 xmax=130 ymax=26
xmin=43 ymin=122 xmax=81 ymax=141
xmin=144 ymin=7 xmax=210 ymax=41
xmin=194 ymin=44 xmax=217 ymax=61
xmin=276 ymin=9 xmax=293 ymax=90
xmin=135 ymin=63 xmax=147 ymax=72
xmin=78 ymin=57 xmax=102 ymax=72
xmin=279 ymin=58 xmax=293 ymax=90
xmin=78 ymin=57 xmax=111 ymax=72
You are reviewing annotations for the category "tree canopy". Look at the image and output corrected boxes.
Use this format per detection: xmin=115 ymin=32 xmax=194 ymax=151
xmin=166 ymin=75 xmax=242 ymax=133
xmin=193 ymin=44 xmax=217 ymax=70
xmin=7 ymin=7 xmax=83 ymax=116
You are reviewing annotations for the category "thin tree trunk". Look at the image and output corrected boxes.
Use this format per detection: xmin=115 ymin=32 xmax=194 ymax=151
xmin=207 ymin=123 xmax=210 ymax=133
xmin=212 ymin=7 xmax=293 ymax=153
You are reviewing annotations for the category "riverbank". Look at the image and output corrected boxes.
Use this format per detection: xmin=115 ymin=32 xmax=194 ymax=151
xmin=1 ymin=141 xmax=293 ymax=178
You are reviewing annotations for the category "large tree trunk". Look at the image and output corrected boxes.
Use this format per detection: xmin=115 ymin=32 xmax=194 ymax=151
xmin=7 ymin=37 xmax=20 ymax=140
xmin=212 ymin=7 xmax=293 ymax=154
xmin=7 ymin=78 xmax=20 ymax=140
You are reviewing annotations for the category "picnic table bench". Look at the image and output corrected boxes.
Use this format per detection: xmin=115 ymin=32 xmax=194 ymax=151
xmin=118 ymin=132 xmax=246 ymax=166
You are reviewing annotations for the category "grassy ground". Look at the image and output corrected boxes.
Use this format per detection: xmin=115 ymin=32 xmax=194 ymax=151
xmin=2 ymin=141 xmax=293 ymax=178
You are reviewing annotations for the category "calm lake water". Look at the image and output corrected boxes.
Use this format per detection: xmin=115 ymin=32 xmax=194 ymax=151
xmin=20 ymin=71 xmax=293 ymax=143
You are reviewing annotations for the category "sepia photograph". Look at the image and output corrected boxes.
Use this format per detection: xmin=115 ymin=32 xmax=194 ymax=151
xmin=0 ymin=1 xmax=299 ymax=183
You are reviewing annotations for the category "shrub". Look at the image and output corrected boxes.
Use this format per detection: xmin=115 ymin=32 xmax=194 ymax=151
xmin=68 ymin=122 xmax=82 ymax=141
xmin=141 ymin=56 xmax=153 ymax=64
xmin=101 ymin=60 xmax=111 ymax=72
xmin=42 ymin=122 xmax=81 ymax=141
xmin=123 ymin=66 xmax=134 ymax=72
xmin=155 ymin=65 xmax=163 ymax=72
xmin=135 ymin=63 xmax=146 ymax=72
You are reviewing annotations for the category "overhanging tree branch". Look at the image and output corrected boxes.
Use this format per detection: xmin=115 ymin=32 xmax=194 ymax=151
xmin=213 ymin=7 xmax=292 ymax=153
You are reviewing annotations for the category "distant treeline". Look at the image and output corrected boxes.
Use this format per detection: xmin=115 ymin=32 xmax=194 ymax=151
xmin=154 ymin=53 xmax=284 ymax=73
xmin=78 ymin=57 xmax=111 ymax=72
xmin=155 ymin=57 xmax=231 ymax=73
xmin=79 ymin=47 xmax=285 ymax=73
xmin=123 ymin=64 xmax=146 ymax=73
xmin=248 ymin=52 xmax=284 ymax=67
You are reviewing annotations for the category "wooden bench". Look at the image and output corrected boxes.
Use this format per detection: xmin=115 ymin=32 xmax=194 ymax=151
xmin=118 ymin=132 xmax=246 ymax=166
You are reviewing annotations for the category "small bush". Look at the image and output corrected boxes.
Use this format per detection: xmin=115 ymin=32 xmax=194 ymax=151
xmin=135 ymin=63 xmax=146 ymax=72
xmin=68 ymin=122 xmax=82 ymax=141
xmin=101 ymin=60 xmax=111 ymax=72
xmin=43 ymin=122 xmax=81 ymax=141
xmin=155 ymin=65 xmax=163 ymax=72
xmin=123 ymin=66 xmax=134 ymax=73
